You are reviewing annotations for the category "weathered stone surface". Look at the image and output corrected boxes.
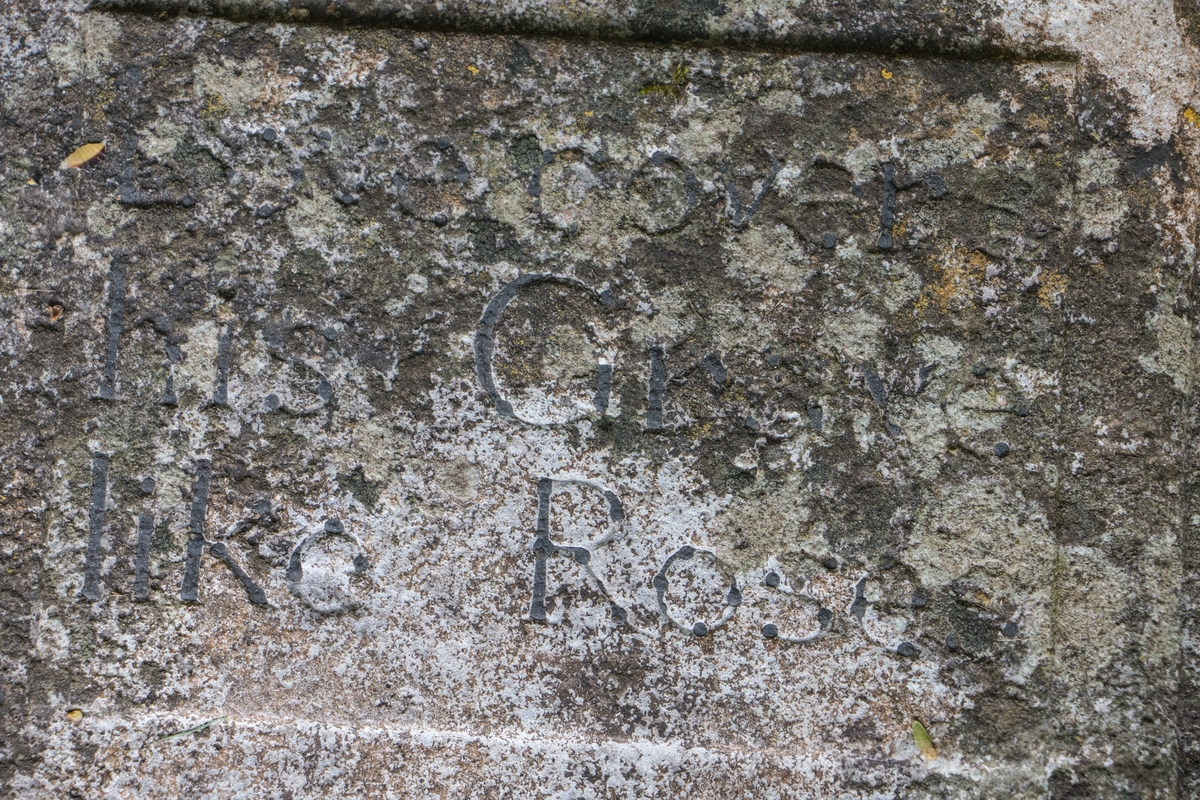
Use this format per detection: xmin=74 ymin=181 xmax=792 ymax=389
xmin=2 ymin=0 xmax=1200 ymax=797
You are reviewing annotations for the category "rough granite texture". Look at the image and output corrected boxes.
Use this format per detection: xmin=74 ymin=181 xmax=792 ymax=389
xmin=2 ymin=0 xmax=1200 ymax=797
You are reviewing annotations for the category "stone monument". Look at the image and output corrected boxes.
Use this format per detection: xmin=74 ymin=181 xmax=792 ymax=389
xmin=2 ymin=0 xmax=1200 ymax=796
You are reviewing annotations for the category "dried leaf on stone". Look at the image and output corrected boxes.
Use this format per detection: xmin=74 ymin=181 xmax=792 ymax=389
xmin=60 ymin=142 xmax=105 ymax=170
xmin=912 ymin=720 xmax=937 ymax=760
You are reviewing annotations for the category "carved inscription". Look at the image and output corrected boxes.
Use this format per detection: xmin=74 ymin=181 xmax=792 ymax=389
xmin=77 ymin=266 xmax=901 ymax=645
xmin=75 ymin=151 xmax=1030 ymax=655
xmin=80 ymin=453 xmax=109 ymax=602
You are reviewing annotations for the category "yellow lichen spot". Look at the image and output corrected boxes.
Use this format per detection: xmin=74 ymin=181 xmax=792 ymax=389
xmin=1038 ymin=271 xmax=1068 ymax=308
xmin=66 ymin=709 xmax=83 ymax=723
xmin=881 ymin=68 xmax=893 ymax=80
xmin=86 ymin=81 xmax=117 ymax=126
xmin=201 ymin=92 xmax=231 ymax=120
xmin=639 ymin=63 xmax=689 ymax=100
xmin=972 ymin=126 xmax=985 ymax=139
xmin=1185 ymin=107 xmax=1200 ymax=127
xmin=912 ymin=720 xmax=937 ymax=760
xmin=1026 ymin=114 xmax=1050 ymax=132
xmin=575 ymin=110 xmax=598 ymax=134
xmin=466 ymin=64 xmax=479 ymax=75
xmin=913 ymin=245 xmax=996 ymax=317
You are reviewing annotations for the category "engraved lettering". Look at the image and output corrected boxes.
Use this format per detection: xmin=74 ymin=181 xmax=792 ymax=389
xmin=593 ymin=361 xmax=613 ymax=415
xmin=133 ymin=511 xmax=153 ymax=601
xmin=528 ymin=477 xmax=625 ymax=623
xmin=212 ymin=323 xmax=232 ymax=406
xmin=180 ymin=458 xmax=212 ymax=602
xmin=178 ymin=458 xmax=268 ymax=605
xmin=878 ymin=161 xmax=896 ymax=249
xmin=474 ymin=274 xmax=612 ymax=423
xmin=286 ymin=518 xmax=369 ymax=614
xmin=654 ymin=545 xmax=738 ymax=637
xmin=81 ymin=453 xmax=110 ymax=601
xmin=724 ymin=160 xmax=780 ymax=228
xmin=758 ymin=567 xmax=827 ymax=644
xmin=646 ymin=344 xmax=666 ymax=430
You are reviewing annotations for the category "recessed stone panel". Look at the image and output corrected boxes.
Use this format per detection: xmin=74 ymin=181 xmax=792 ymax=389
xmin=2 ymin=3 xmax=1198 ymax=797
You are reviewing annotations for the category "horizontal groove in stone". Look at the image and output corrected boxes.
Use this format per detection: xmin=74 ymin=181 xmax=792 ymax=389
xmin=90 ymin=0 xmax=1076 ymax=60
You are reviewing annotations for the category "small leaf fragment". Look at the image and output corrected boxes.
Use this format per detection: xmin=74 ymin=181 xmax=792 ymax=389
xmin=66 ymin=708 xmax=83 ymax=722
xmin=152 ymin=715 xmax=227 ymax=745
xmin=61 ymin=142 xmax=105 ymax=170
xmin=912 ymin=719 xmax=937 ymax=760
xmin=881 ymin=68 xmax=894 ymax=80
